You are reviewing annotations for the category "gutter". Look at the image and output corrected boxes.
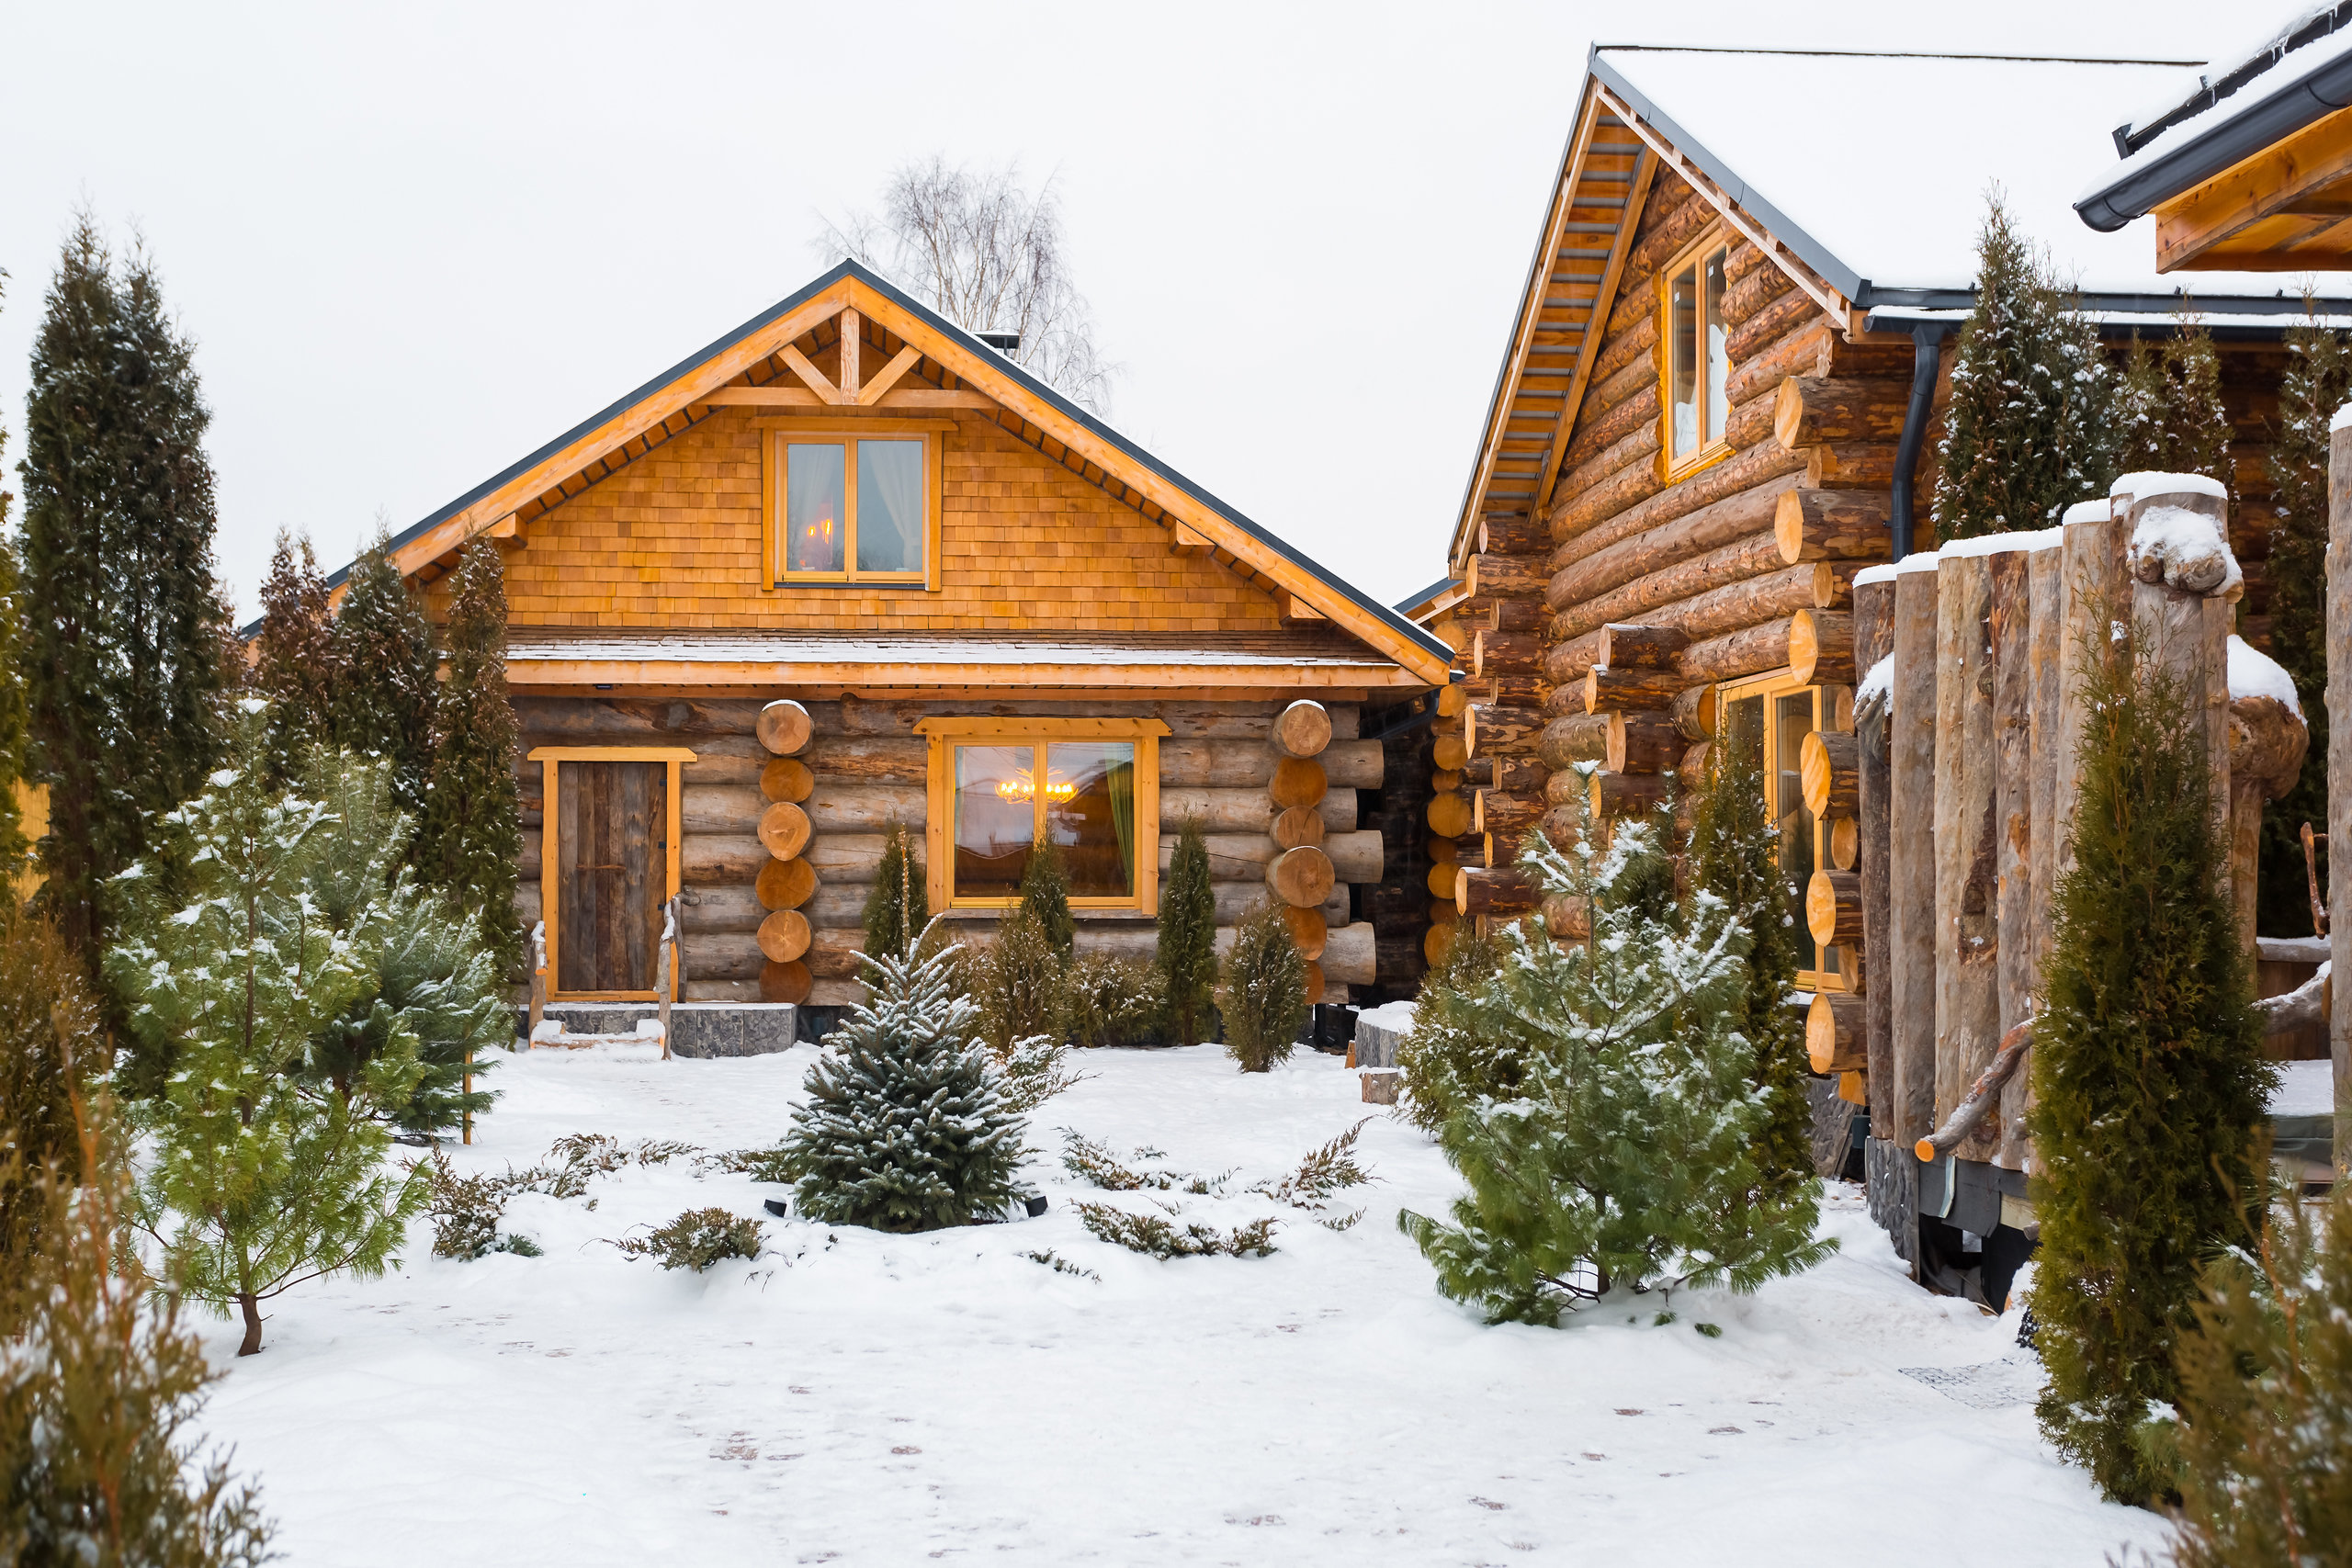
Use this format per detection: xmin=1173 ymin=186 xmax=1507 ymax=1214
xmin=1889 ymin=322 xmax=1949 ymax=561
xmin=2076 ymin=46 xmax=2352 ymax=230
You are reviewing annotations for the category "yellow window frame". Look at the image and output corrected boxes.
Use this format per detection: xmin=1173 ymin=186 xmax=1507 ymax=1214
xmin=759 ymin=419 xmax=946 ymax=591
xmin=915 ymin=716 xmax=1168 ymax=916
xmin=1656 ymin=223 xmax=1736 ymax=483
xmin=1713 ymin=672 xmax=1855 ymax=993
xmin=526 ymin=745 xmax=696 ymax=1002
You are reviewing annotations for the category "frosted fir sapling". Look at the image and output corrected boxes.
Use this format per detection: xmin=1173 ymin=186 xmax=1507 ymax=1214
xmin=1397 ymin=815 xmax=1830 ymax=1325
xmin=1216 ymin=900 xmax=1309 ymax=1073
xmin=107 ymin=699 xmax=429 ymax=1356
xmin=781 ymin=928 xmax=1028 ymax=1233
xmin=2027 ymin=615 xmax=2270 ymax=1506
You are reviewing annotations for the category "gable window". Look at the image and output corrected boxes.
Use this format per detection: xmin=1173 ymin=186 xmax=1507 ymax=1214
xmin=1718 ymin=673 xmax=1852 ymax=992
xmin=1659 ymin=230 xmax=1732 ymax=477
xmin=762 ymin=422 xmax=944 ymax=588
xmin=915 ymin=717 xmax=1167 ymax=915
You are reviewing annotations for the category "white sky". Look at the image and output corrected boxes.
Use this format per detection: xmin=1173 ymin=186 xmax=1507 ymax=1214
xmin=0 ymin=0 xmax=2246 ymax=618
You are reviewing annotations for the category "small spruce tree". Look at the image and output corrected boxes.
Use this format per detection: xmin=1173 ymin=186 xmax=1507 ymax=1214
xmin=108 ymin=699 xmax=429 ymax=1356
xmin=250 ymin=530 xmax=345 ymax=783
xmin=1933 ymin=192 xmax=2115 ymax=540
xmin=2256 ymin=306 xmax=2350 ymax=936
xmin=1396 ymin=818 xmax=1832 ymax=1325
xmin=2165 ymin=1180 xmax=2352 ymax=1564
xmin=329 ymin=525 xmax=439 ymax=819
xmin=19 ymin=218 xmax=227 ymax=976
xmin=1154 ymin=817 xmax=1216 ymax=1045
xmin=2114 ymin=309 xmax=2233 ymax=497
xmin=1216 ymin=900 xmax=1309 ymax=1073
xmin=780 ymin=932 xmax=1027 ymax=1232
xmin=862 ymin=821 xmax=930 ymax=964
xmin=415 ymin=539 xmax=523 ymax=976
xmin=1688 ymin=712 xmax=1813 ymax=1205
xmin=969 ymin=904 xmax=1069 ymax=1055
xmin=2029 ymin=613 xmax=2274 ymax=1505
xmin=1019 ymin=837 xmax=1075 ymax=958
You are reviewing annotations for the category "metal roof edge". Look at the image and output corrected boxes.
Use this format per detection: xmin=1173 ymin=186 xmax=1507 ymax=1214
xmin=2076 ymin=48 xmax=2352 ymax=229
xmin=1589 ymin=50 xmax=1871 ymax=303
xmin=316 ymin=260 xmax=1450 ymax=668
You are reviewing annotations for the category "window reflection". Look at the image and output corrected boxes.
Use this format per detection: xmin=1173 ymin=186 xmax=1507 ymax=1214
xmin=954 ymin=745 xmax=1034 ymax=898
xmin=1045 ymin=742 xmax=1136 ymax=898
xmin=786 ymin=444 xmax=845 ymax=573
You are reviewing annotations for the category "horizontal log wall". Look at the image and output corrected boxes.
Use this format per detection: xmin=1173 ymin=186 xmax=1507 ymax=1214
xmin=515 ymin=694 xmax=1385 ymax=1008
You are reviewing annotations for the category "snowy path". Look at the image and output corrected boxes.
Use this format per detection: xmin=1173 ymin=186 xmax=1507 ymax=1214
xmin=196 ymin=1045 xmax=2169 ymax=1565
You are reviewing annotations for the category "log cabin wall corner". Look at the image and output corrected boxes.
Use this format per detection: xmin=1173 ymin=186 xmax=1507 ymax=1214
xmin=334 ymin=264 xmax=1449 ymax=1015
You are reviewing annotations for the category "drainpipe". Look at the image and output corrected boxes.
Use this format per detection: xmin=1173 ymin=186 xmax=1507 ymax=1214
xmin=1889 ymin=322 xmax=1948 ymax=561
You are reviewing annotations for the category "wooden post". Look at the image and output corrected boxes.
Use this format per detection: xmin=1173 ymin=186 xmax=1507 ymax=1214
xmin=2124 ymin=484 xmax=2235 ymax=906
xmin=2330 ymin=416 xmax=2352 ymax=1179
xmin=528 ymin=920 xmax=547 ymax=1048
xmin=1935 ymin=551 xmax=2002 ymax=1165
xmin=655 ymin=898 xmax=675 ymax=1062
xmin=2054 ymin=499 xmax=2128 ymax=890
xmin=1887 ymin=566 xmax=1940 ymax=1148
xmin=1854 ymin=573 xmax=1895 ymax=1134
xmin=1989 ymin=549 xmax=2035 ymax=1042
xmin=462 ymin=1048 xmax=473 ymax=1145
xmin=2008 ymin=540 xmax=2063 ymax=1173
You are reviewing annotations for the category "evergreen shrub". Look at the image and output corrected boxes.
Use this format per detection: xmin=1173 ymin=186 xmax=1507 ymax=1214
xmin=616 ymin=1208 xmax=764 ymax=1271
xmin=251 ymin=531 xmax=345 ymax=782
xmin=1396 ymin=817 xmax=1831 ymax=1325
xmin=2029 ymin=613 xmax=2273 ymax=1505
xmin=969 ymin=905 xmax=1069 ymax=1055
xmin=780 ymin=934 xmax=1027 ymax=1232
xmin=329 ymin=525 xmax=439 ymax=818
xmin=2166 ymin=1183 xmax=2352 ymax=1564
xmin=1019 ymin=837 xmax=1075 ymax=958
xmin=1216 ymin=901 xmax=1309 ymax=1073
xmin=416 ymin=539 xmax=522 ymax=977
xmin=1066 ymin=952 xmax=1164 ymax=1047
xmin=862 ymin=821 xmax=930 ymax=964
xmin=0 ymin=905 xmax=99 ymax=1283
xmin=1395 ymin=925 xmax=1528 ymax=1135
xmin=1154 ymin=818 xmax=1217 ymax=1045
xmin=1073 ymin=1202 xmax=1278 ymax=1259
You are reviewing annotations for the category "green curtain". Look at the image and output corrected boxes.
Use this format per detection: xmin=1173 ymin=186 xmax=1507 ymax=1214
xmin=1107 ymin=759 xmax=1135 ymax=893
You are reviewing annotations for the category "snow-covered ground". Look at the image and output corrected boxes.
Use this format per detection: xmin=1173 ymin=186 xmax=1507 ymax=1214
xmin=195 ymin=1043 xmax=2171 ymax=1565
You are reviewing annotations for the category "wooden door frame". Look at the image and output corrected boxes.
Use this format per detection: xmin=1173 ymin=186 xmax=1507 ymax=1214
xmin=528 ymin=745 xmax=697 ymax=1000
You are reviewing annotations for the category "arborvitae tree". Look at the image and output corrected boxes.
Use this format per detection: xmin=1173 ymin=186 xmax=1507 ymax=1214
xmin=0 ymin=1069 xmax=273 ymax=1563
xmin=1933 ymin=194 xmax=2115 ymax=540
xmin=19 ymin=218 xmax=226 ymax=976
xmin=415 ymin=539 xmax=522 ymax=976
xmin=969 ymin=904 xmax=1068 ymax=1055
xmin=300 ymin=749 xmax=503 ymax=1137
xmin=1395 ymin=924 xmax=1529 ymax=1135
xmin=250 ymin=530 xmax=345 ymax=784
xmin=1396 ymin=818 xmax=1832 ymax=1325
xmin=1215 ymin=900 xmax=1308 ymax=1073
xmin=1019 ymin=836 xmax=1075 ymax=958
xmin=108 ymin=699 xmax=427 ymax=1356
xmin=1688 ymin=715 xmax=1812 ymax=1204
xmin=0 ymin=904 xmax=102 ymax=1297
xmin=1153 ymin=817 xmax=1216 ymax=1045
xmin=2166 ymin=1181 xmax=2352 ymax=1564
xmin=328 ymin=525 xmax=438 ymax=818
xmin=2029 ymin=615 xmax=2273 ymax=1506
xmin=780 ymin=934 xmax=1027 ymax=1232
xmin=0 ymin=272 xmax=27 ymax=880
xmin=863 ymin=821 xmax=930 ymax=963
xmin=2256 ymin=310 xmax=2351 ymax=936
xmin=2114 ymin=310 xmax=2233 ymax=498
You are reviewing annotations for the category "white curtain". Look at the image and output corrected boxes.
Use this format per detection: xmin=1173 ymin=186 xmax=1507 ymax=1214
xmin=858 ymin=440 xmax=924 ymax=571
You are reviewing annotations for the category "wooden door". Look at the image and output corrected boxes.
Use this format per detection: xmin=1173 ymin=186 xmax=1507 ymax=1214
xmin=555 ymin=760 xmax=668 ymax=994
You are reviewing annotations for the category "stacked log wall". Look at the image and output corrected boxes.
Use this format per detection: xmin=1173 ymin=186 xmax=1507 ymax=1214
xmin=514 ymin=694 xmax=1387 ymax=1008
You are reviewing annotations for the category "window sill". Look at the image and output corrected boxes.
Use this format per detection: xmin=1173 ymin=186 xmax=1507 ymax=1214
xmin=1659 ymin=441 xmax=1735 ymax=486
xmin=935 ymin=907 xmax=1156 ymax=921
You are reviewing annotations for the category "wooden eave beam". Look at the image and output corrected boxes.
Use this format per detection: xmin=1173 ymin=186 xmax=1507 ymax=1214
xmin=503 ymin=657 xmax=1426 ymax=691
xmin=2154 ymin=102 xmax=2352 ymax=271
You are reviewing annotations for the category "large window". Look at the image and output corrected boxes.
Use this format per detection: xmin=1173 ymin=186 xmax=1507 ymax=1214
xmin=763 ymin=423 xmax=943 ymax=588
xmin=1718 ymin=674 xmax=1850 ymax=990
xmin=916 ymin=718 xmax=1167 ymax=914
xmin=1659 ymin=231 xmax=1731 ymax=477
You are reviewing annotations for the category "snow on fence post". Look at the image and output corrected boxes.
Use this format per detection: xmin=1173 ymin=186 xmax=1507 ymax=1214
xmin=2328 ymin=401 xmax=2352 ymax=1178
xmin=2120 ymin=475 xmax=2237 ymax=889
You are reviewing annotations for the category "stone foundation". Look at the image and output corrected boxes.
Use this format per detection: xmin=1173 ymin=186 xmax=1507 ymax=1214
xmin=513 ymin=1001 xmax=797 ymax=1058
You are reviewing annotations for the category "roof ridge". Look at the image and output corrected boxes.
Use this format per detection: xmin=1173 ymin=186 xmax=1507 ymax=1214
xmin=1594 ymin=44 xmax=2204 ymax=66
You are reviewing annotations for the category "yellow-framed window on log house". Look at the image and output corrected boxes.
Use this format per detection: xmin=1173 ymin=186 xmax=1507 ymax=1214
xmin=1716 ymin=673 xmax=1851 ymax=992
xmin=1657 ymin=226 xmax=1733 ymax=480
xmin=526 ymin=745 xmax=696 ymax=1001
xmin=761 ymin=421 xmax=945 ymax=590
xmin=914 ymin=717 xmax=1167 ymax=916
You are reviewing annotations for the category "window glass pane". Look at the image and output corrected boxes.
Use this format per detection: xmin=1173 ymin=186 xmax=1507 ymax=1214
xmin=856 ymin=440 xmax=924 ymax=573
xmin=953 ymin=745 xmax=1035 ymax=899
xmin=785 ymin=444 xmax=845 ymax=573
xmin=1046 ymin=742 xmax=1136 ymax=898
xmin=1704 ymin=248 xmax=1730 ymax=445
xmin=1669 ymin=264 xmax=1699 ymax=457
xmin=1773 ymin=693 xmax=1817 ymax=967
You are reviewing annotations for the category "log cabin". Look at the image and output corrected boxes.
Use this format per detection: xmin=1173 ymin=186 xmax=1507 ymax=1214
xmin=2076 ymin=5 xmax=2352 ymax=1179
xmin=1433 ymin=43 xmax=2349 ymax=1298
xmin=330 ymin=260 xmax=1452 ymax=1044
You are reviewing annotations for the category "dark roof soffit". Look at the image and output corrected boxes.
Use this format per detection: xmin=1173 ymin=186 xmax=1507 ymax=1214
xmin=323 ymin=258 xmax=1449 ymax=665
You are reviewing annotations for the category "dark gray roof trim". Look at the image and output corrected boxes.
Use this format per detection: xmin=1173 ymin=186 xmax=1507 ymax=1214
xmin=1394 ymin=574 xmax=1461 ymax=615
xmin=2113 ymin=5 xmax=2352 ymax=157
xmin=318 ymin=259 xmax=1448 ymax=665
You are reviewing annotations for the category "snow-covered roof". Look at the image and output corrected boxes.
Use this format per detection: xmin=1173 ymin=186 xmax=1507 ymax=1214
xmin=1595 ymin=46 xmax=2350 ymax=304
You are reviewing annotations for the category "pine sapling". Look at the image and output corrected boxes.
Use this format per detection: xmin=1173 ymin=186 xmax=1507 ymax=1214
xmin=1216 ymin=900 xmax=1309 ymax=1073
xmin=1155 ymin=817 xmax=1216 ymax=1044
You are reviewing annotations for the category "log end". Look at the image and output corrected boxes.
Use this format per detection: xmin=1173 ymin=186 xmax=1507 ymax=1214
xmin=756 ymin=699 xmax=813 ymax=756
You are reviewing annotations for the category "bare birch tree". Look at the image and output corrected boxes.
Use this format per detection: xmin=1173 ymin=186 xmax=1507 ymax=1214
xmin=816 ymin=156 xmax=1116 ymax=415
